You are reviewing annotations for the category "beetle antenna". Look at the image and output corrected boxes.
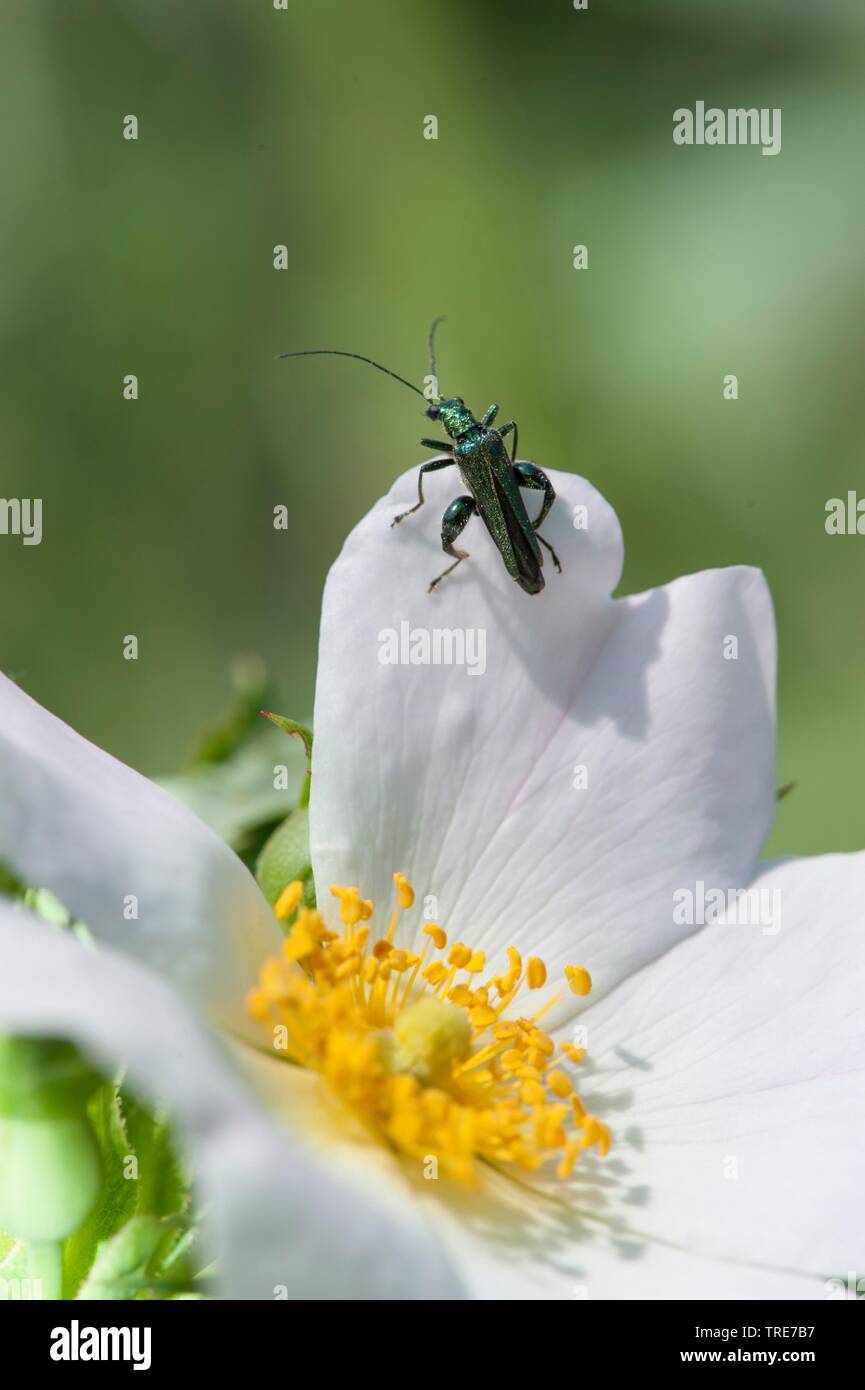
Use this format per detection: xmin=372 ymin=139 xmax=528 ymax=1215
xmin=427 ymin=315 xmax=446 ymax=398
xmin=278 ymin=349 xmax=426 ymax=399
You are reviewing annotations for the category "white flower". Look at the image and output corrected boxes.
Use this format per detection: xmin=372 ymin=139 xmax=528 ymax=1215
xmin=1 ymin=465 xmax=862 ymax=1300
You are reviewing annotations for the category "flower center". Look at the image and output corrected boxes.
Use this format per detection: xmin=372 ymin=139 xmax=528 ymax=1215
xmin=247 ymin=873 xmax=610 ymax=1185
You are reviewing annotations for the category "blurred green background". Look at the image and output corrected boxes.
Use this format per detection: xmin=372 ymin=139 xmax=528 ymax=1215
xmin=1 ymin=0 xmax=863 ymax=858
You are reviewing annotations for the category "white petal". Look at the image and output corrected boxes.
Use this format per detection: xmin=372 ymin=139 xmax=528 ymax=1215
xmin=311 ymin=468 xmax=775 ymax=1008
xmin=427 ymin=1173 xmax=826 ymax=1300
xmin=0 ymin=905 xmax=462 ymax=1300
xmin=578 ymin=852 xmax=865 ymax=1278
xmin=0 ymin=674 xmax=280 ymax=1030
xmin=234 ymin=1048 xmax=824 ymax=1300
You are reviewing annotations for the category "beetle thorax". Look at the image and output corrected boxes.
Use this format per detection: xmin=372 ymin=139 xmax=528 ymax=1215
xmin=438 ymin=398 xmax=479 ymax=440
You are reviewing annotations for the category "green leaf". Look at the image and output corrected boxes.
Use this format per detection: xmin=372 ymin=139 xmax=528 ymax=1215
xmin=121 ymin=1093 xmax=191 ymax=1220
xmin=160 ymin=726 xmax=306 ymax=852
xmin=62 ymin=1082 xmax=192 ymax=1299
xmin=75 ymin=1215 xmax=194 ymax=1300
xmin=61 ymin=1084 xmax=137 ymax=1296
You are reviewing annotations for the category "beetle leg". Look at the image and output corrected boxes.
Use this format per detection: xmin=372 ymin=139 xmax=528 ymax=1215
xmin=513 ymin=460 xmax=555 ymax=529
xmin=536 ymin=532 xmax=562 ymax=573
xmin=481 ymin=403 xmax=499 ymax=426
xmin=513 ymin=460 xmax=562 ymax=572
xmin=419 ymin=437 xmax=454 ymax=451
xmin=428 ymin=495 xmax=478 ymax=592
xmin=499 ymin=420 xmax=518 ymax=461
xmin=391 ymin=456 xmax=456 ymax=526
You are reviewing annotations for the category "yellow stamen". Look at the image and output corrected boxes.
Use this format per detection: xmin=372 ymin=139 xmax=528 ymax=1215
xmin=393 ymin=872 xmax=415 ymax=909
xmin=274 ymin=879 xmax=304 ymax=921
xmin=248 ymin=873 xmax=610 ymax=1186
xmin=330 ymin=885 xmax=373 ymax=928
xmin=565 ymin=964 xmax=592 ymax=996
xmin=547 ymin=1069 xmax=573 ymax=1098
xmin=526 ymin=957 xmax=547 ymax=989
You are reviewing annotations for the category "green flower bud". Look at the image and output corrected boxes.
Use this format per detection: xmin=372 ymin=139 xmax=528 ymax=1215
xmin=0 ymin=1038 xmax=102 ymax=1241
xmin=255 ymin=807 xmax=316 ymax=918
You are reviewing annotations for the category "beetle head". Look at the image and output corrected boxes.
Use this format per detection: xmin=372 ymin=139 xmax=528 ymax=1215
xmin=428 ymin=396 xmax=475 ymax=440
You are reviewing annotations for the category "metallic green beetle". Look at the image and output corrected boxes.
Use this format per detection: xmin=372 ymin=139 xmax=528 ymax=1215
xmin=281 ymin=318 xmax=561 ymax=594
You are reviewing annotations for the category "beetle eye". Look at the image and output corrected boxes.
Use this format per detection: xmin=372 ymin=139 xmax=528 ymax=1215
xmin=425 ymin=404 xmax=440 ymax=419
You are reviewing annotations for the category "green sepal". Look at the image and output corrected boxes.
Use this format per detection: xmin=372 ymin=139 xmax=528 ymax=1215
xmin=255 ymin=807 xmax=316 ymax=921
xmin=22 ymin=887 xmax=71 ymax=925
xmin=260 ymin=712 xmax=313 ymax=808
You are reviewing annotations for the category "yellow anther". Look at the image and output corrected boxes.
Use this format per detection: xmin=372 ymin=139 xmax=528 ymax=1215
xmin=469 ymin=1004 xmax=497 ymax=1029
xmin=372 ymin=939 xmax=392 ymax=960
xmin=448 ymin=942 xmax=472 ymax=969
xmin=448 ymin=985 xmax=474 ymax=1007
xmin=560 ymin=1042 xmax=586 ymax=1064
xmin=536 ymin=1106 xmax=567 ymax=1149
xmin=282 ymin=923 xmax=316 ymax=962
xmin=571 ymin=1094 xmax=586 ymax=1122
xmin=493 ymin=1021 xmax=521 ymax=1040
xmin=423 ymin=924 xmax=447 ymax=949
xmin=422 ymin=961 xmax=448 ymax=986
xmin=507 ymin=946 xmax=522 ymax=974
xmin=334 ymin=953 xmax=362 ymax=980
xmin=578 ymin=1116 xmax=611 ymax=1156
xmin=509 ymin=1143 xmax=543 ymax=1173
xmin=520 ymin=1079 xmax=546 ymax=1106
xmin=526 ymin=957 xmax=547 ymax=989
xmin=393 ymin=873 xmax=415 ymax=909
xmin=330 ymin=885 xmax=374 ymax=927
xmin=502 ymin=1049 xmax=525 ymax=1071
xmin=547 ymin=1069 xmax=573 ymax=1099
xmin=274 ymin=880 xmax=304 ymax=921
xmin=565 ymin=964 xmax=592 ymax=996
xmin=529 ymin=1028 xmax=555 ymax=1056
xmin=466 ymin=950 xmax=486 ymax=974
